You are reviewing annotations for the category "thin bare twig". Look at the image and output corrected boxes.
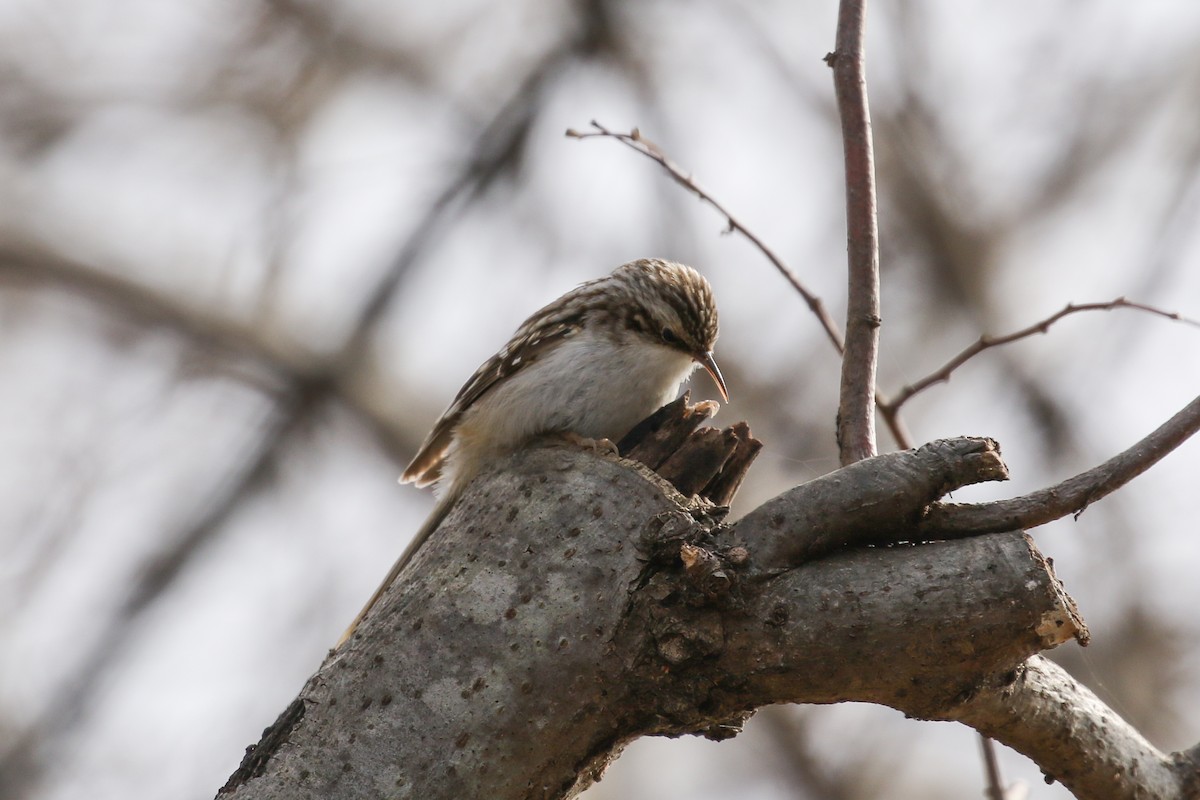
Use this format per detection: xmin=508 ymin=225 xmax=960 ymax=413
xmin=883 ymin=297 xmax=1200 ymax=414
xmin=566 ymin=121 xmax=844 ymax=353
xmin=566 ymin=123 xmax=915 ymax=451
xmin=979 ymin=735 xmax=1005 ymax=800
xmin=831 ymin=4 xmax=998 ymax=796
xmin=923 ymin=392 xmax=1200 ymax=536
xmin=827 ymin=0 xmax=881 ymax=466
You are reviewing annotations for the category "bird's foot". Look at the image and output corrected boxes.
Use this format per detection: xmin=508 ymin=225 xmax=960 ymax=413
xmin=556 ymin=431 xmax=620 ymax=456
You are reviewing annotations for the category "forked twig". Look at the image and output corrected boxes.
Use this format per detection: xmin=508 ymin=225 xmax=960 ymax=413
xmin=569 ymin=122 xmax=1199 ymax=454
xmin=884 ymin=297 xmax=1200 ymax=414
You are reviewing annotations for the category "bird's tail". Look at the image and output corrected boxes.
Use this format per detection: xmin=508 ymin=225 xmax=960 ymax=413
xmin=335 ymin=493 xmax=456 ymax=647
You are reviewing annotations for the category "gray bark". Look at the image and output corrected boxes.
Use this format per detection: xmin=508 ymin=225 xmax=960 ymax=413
xmin=218 ymin=438 xmax=1200 ymax=800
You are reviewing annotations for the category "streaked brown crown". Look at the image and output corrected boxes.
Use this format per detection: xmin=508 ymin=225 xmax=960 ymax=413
xmin=591 ymin=258 xmax=719 ymax=355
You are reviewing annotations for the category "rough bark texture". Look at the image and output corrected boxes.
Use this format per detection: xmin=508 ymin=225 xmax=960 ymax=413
xmin=218 ymin=421 xmax=1199 ymax=800
xmin=943 ymin=656 xmax=1200 ymax=798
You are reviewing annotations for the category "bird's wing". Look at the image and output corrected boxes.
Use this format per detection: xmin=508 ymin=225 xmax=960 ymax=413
xmin=400 ymin=313 xmax=583 ymax=486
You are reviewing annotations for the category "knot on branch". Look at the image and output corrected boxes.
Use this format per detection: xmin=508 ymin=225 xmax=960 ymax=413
xmin=618 ymin=509 xmax=753 ymax=731
xmin=637 ymin=508 xmax=748 ymax=604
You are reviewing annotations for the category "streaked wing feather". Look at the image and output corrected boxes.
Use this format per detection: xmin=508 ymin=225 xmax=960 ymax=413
xmin=399 ymin=425 xmax=454 ymax=486
xmin=400 ymin=314 xmax=582 ymax=485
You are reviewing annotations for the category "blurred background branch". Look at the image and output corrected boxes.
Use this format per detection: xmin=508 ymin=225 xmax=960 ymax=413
xmin=0 ymin=2 xmax=1198 ymax=799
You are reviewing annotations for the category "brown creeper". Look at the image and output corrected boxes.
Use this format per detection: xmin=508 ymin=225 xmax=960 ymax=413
xmin=338 ymin=258 xmax=726 ymax=645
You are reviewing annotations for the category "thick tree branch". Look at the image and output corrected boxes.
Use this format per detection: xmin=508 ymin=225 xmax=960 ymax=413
xmin=827 ymin=0 xmax=882 ymax=466
xmin=922 ymin=392 xmax=1200 ymax=536
xmin=941 ymin=656 xmax=1200 ymax=799
xmin=217 ymin=427 xmax=1183 ymax=800
xmin=736 ymin=436 xmax=1006 ymax=574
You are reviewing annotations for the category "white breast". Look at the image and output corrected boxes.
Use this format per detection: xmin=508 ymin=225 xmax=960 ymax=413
xmin=445 ymin=329 xmax=697 ymax=489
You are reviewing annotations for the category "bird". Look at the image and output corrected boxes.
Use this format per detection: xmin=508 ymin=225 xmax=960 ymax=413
xmin=337 ymin=258 xmax=727 ymax=646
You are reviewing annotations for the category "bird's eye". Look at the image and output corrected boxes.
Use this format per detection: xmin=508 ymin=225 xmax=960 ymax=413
xmin=660 ymin=327 xmax=683 ymax=347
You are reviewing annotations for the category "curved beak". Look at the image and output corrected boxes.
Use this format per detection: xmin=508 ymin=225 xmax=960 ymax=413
xmin=695 ymin=350 xmax=729 ymax=402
